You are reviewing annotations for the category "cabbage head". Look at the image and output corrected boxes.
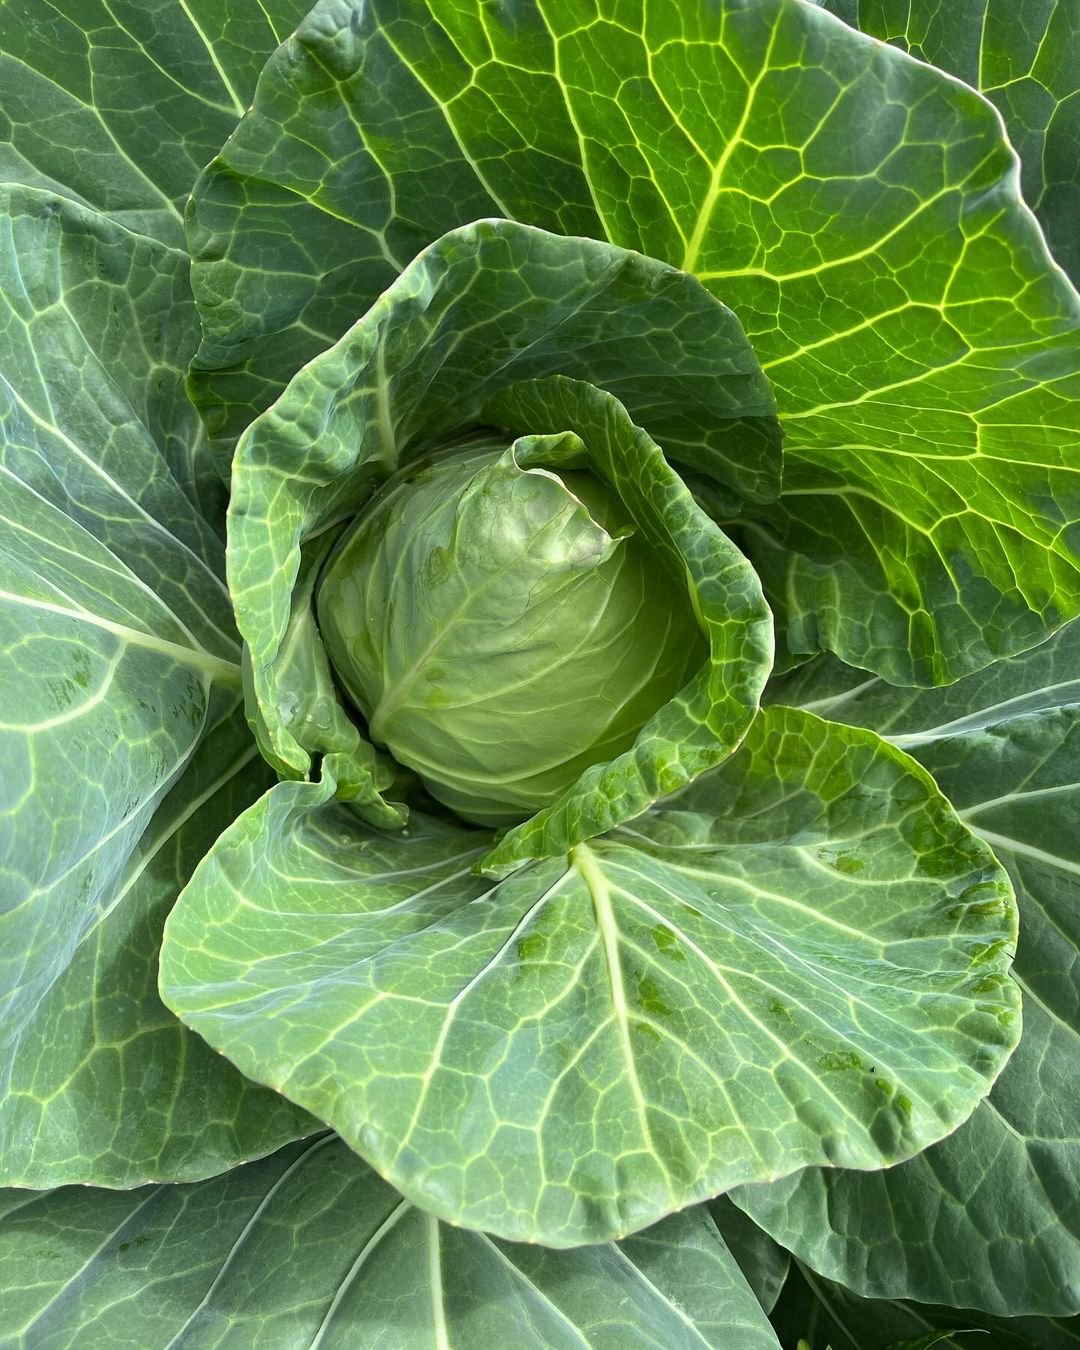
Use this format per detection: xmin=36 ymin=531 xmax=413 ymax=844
xmin=159 ymin=220 xmax=1019 ymax=1248
xmin=228 ymin=223 xmax=780 ymax=869
xmin=317 ymin=438 xmax=706 ymax=825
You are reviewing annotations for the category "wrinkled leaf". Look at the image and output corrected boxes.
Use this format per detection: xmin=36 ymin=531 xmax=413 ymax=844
xmin=188 ymin=0 xmax=1080 ymax=685
xmin=478 ymin=378 xmax=772 ymax=867
xmin=160 ymin=707 xmax=1018 ymax=1246
xmin=186 ymin=0 xmax=604 ymax=433
xmin=734 ymin=620 xmax=1080 ymax=1315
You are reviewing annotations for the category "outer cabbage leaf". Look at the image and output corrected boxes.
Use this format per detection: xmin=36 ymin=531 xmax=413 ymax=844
xmin=708 ymin=1196 xmax=790 ymax=1318
xmin=230 ymin=219 xmax=776 ymax=838
xmin=816 ymin=0 xmax=1080 ymax=284
xmin=160 ymin=706 xmax=1018 ymax=1246
xmin=0 ymin=707 xmax=317 ymax=1189
xmin=187 ymin=0 xmax=1080 ymax=685
xmin=0 ymin=0 xmax=310 ymax=248
xmin=185 ymin=0 xmax=605 ymax=435
xmin=773 ymin=1259 xmax=1080 ymax=1350
xmin=732 ymin=620 xmax=1080 ymax=1315
xmin=0 ymin=1137 xmax=780 ymax=1350
xmin=0 ymin=186 xmax=313 ymax=1186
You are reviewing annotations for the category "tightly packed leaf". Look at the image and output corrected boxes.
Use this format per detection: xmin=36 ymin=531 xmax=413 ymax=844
xmin=317 ymin=438 xmax=706 ymax=825
xmin=227 ymin=221 xmax=777 ymax=864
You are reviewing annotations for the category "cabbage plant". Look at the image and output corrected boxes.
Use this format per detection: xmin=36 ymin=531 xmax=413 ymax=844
xmin=2 ymin=1 xmax=1080 ymax=1346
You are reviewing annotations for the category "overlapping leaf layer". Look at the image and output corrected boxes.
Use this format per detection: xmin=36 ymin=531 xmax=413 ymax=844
xmin=2 ymin=0 xmax=1079 ymax=1344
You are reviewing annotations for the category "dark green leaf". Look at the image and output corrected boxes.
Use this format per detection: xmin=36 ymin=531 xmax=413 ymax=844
xmin=709 ymin=1197 xmax=790 ymax=1316
xmin=0 ymin=1137 xmax=780 ymax=1349
xmin=0 ymin=0 xmax=310 ymax=247
xmin=816 ymin=0 xmax=1080 ymax=283
xmin=774 ymin=1259 xmax=1080 ymax=1350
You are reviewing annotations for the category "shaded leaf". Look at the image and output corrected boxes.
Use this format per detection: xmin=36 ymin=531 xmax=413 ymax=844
xmin=0 ymin=0 xmax=310 ymax=247
xmin=734 ymin=621 xmax=1080 ymax=1314
xmin=816 ymin=0 xmax=1080 ymax=282
xmin=709 ymin=1196 xmax=790 ymax=1316
xmin=0 ymin=1136 xmax=780 ymax=1349
xmin=773 ymin=1258 xmax=1079 ymax=1350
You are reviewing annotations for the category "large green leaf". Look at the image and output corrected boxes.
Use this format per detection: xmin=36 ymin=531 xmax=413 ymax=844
xmin=185 ymin=0 xmax=605 ymax=435
xmin=1 ymin=186 xmax=235 ymax=1039
xmin=160 ymin=706 xmax=1018 ymax=1246
xmin=816 ymin=0 xmax=1080 ymax=283
xmin=733 ymin=620 xmax=1080 ymax=1315
xmin=708 ymin=1196 xmax=790 ymax=1318
xmin=0 ymin=186 xmax=312 ymax=1184
xmin=0 ymin=705 xmax=315 ymax=1189
xmin=0 ymin=1136 xmax=781 ymax=1350
xmin=0 ymin=0 xmax=310 ymax=248
xmin=187 ymin=0 xmax=1080 ymax=685
xmin=229 ymin=219 xmax=776 ymax=839
xmin=773 ymin=1258 xmax=1080 ymax=1350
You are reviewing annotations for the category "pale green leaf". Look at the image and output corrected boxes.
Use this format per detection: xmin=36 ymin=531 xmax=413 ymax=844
xmin=476 ymin=378 xmax=772 ymax=868
xmin=0 ymin=186 xmax=237 ymax=1042
xmin=187 ymin=0 xmax=1080 ymax=683
xmin=0 ymin=704 xmax=315 ymax=1188
xmin=160 ymin=707 xmax=1018 ymax=1245
xmin=0 ymin=186 xmax=312 ymax=1184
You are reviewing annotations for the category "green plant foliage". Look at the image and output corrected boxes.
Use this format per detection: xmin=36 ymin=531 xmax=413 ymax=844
xmin=733 ymin=619 xmax=1080 ymax=1315
xmin=226 ymin=221 xmax=777 ymax=842
xmin=0 ymin=185 xmax=313 ymax=1186
xmin=709 ymin=1196 xmax=791 ymax=1317
xmin=159 ymin=707 xmax=1017 ymax=1245
xmin=0 ymin=1136 xmax=782 ymax=1349
xmin=773 ymin=1257 xmax=1080 ymax=1349
xmin=3 ymin=0 xmax=1080 ymax=1344
xmin=187 ymin=0 xmax=1080 ymax=685
xmin=815 ymin=0 xmax=1080 ymax=284
xmin=0 ymin=0 xmax=310 ymax=248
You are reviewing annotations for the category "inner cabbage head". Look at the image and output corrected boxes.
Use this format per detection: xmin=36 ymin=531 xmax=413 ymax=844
xmin=316 ymin=437 xmax=705 ymax=826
